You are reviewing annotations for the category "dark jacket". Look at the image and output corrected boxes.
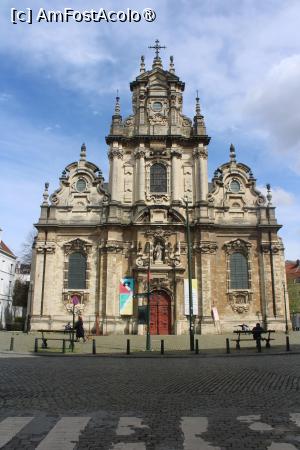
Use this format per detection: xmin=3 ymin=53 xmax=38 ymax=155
xmin=252 ymin=325 xmax=264 ymax=340
xmin=75 ymin=318 xmax=85 ymax=339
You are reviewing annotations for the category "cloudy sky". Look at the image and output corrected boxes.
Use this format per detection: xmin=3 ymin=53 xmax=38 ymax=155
xmin=0 ymin=0 xmax=299 ymax=259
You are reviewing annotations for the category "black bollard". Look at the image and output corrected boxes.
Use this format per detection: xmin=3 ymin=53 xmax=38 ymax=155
xmin=257 ymin=338 xmax=262 ymax=353
xmin=195 ymin=339 xmax=199 ymax=354
xmin=226 ymin=338 xmax=230 ymax=354
xmin=92 ymin=339 xmax=96 ymax=355
xmin=10 ymin=337 xmax=14 ymax=351
xmin=34 ymin=338 xmax=38 ymax=353
xmin=286 ymin=335 xmax=290 ymax=352
xmin=161 ymin=340 xmax=164 ymax=355
xmin=126 ymin=339 xmax=130 ymax=355
xmin=62 ymin=339 xmax=66 ymax=353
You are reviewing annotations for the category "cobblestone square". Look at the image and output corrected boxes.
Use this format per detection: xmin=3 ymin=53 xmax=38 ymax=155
xmin=1 ymin=352 xmax=300 ymax=449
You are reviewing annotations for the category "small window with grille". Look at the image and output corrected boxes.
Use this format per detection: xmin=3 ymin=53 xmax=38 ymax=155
xmin=68 ymin=252 xmax=87 ymax=289
xmin=150 ymin=163 xmax=167 ymax=193
xmin=230 ymin=180 xmax=240 ymax=193
xmin=76 ymin=178 xmax=87 ymax=192
xmin=230 ymin=252 xmax=249 ymax=289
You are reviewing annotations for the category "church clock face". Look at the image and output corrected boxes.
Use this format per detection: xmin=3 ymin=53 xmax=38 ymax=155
xmin=152 ymin=101 xmax=163 ymax=112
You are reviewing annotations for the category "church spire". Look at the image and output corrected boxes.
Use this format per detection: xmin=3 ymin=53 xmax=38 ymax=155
xmin=193 ymin=91 xmax=206 ymax=135
xmin=169 ymin=56 xmax=175 ymax=74
xmin=80 ymin=143 xmax=86 ymax=161
xmin=110 ymin=91 xmax=122 ymax=135
xmin=229 ymin=143 xmax=236 ymax=163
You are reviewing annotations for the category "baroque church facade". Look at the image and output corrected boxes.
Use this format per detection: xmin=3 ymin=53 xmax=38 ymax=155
xmin=28 ymin=44 xmax=289 ymax=335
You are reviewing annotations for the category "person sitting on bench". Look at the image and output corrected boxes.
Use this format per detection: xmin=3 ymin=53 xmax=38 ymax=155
xmin=239 ymin=323 xmax=250 ymax=332
xmin=252 ymin=323 xmax=264 ymax=340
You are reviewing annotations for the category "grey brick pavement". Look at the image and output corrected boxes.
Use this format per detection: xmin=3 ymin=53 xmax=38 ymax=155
xmin=1 ymin=355 xmax=300 ymax=448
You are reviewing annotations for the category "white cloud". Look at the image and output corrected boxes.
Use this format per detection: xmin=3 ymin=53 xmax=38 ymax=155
xmin=244 ymin=54 xmax=300 ymax=173
xmin=0 ymin=92 xmax=12 ymax=102
xmin=258 ymin=186 xmax=296 ymax=207
xmin=258 ymin=185 xmax=300 ymax=259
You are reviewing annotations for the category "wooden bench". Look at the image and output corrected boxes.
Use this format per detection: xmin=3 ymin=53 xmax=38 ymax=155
xmin=37 ymin=329 xmax=73 ymax=350
xmin=232 ymin=330 xmax=275 ymax=350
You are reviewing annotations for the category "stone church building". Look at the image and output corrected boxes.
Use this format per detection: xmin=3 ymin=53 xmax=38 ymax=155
xmin=28 ymin=44 xmax=289 ymax=335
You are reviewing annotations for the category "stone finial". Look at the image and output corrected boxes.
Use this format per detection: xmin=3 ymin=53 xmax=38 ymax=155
xmin=140 ymin=55 xmax=145 ymax=73
xmin=230 ymin=143 xmax=236 ymax=162
xmin=152 ymin=56 xmax=163 ymax=69
xmin=61 ymin=169 xmax=67 ymax=179
xmin=195 ymin=90 xmax=201 ymax=116
xmin=266 ymin=183 xmax=272 ymax=205
xmin=249 ymin=169 xmax=254 ymax=180
xmin=42 ymin=182 xmax=49 ymax=205
xmin=114 ymin=91 xmax=121 ymax=115
xmin=169 ymin=56 xmax=175 ymax=73
xmin=80 ymin=143 xmax=86 ymax=161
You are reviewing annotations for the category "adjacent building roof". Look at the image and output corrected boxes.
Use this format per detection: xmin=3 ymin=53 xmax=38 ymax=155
xmin=286 ymin=260 xmax=300 ymax=280
xmin=0 ymin=240 xmax=16 ymax=259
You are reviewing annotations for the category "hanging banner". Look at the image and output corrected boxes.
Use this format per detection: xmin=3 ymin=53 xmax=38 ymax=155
xmin=184 ymin=279 xmax=198 ymax=315
xmin=119 ymin=278 xmax=134 ymax=315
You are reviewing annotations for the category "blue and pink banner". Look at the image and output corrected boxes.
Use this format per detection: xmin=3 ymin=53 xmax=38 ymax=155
xmin=119 ymin=278 xmax=134 ymax=315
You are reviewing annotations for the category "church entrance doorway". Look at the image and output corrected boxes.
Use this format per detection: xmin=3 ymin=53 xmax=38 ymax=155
xmin=150 ymin=290 xmax=171 ymax=335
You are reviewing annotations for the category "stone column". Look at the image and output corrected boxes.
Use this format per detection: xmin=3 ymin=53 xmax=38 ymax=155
xmin=171 ymin=146 xmax=182 ymax=203
xmin=135 ymin=145 xmax=146 ymax=203
xmin=108 ymin=142 xmax=123 ymax=202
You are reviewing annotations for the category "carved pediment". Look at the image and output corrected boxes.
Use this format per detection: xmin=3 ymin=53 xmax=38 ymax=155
xmin=63 ymin=238 xmax=92 ymax=255
xmin=223 ymin=239 xmax=251 ymax=255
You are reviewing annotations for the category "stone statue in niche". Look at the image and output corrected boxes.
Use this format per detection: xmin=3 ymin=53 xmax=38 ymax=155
xmin=153 ymin=241 xmax=164 ymax=263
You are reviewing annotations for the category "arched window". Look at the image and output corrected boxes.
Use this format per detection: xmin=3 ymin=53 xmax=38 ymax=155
xmin=230 ymin=252 xmax=249 ymax=289
xmin=150 ymin=163 xmax=167 ymax=193
xmin=68 ymin=252 xmax=87 ymax=289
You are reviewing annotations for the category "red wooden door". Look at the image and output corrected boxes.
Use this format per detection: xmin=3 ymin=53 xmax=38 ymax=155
xmin=150 ymin=291 xmax=171 ymax=335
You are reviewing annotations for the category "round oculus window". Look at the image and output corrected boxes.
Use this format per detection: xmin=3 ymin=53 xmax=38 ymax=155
xmin=76 ymin=178 xmax=87 ymax=192
xmin=230 ymin=180 xmax=240 ymax=193
xmin=152 ymin=101 xmax=163 ymax=112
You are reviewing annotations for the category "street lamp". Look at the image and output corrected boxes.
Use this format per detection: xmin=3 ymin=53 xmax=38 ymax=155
xmin=183 ymin=197 xmax=195 ymax=351
xmin=283 ymin=282 xmax=289 ymax=334
xmin=146 ymin=242 xmax=151 ymax=351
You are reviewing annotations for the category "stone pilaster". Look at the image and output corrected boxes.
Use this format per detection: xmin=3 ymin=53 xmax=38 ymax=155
xmin=194 ymin=241 xmax=218 ymax=333
xmin=171 ymin=145 xmax=182 ymax=203
xmin=199 ymin=146 xmax=208 ymax=202
xmin=108 ymin=142 xmax=123 ymax=202
xmin=103 ymin=241 xmax=124 ymax=321
xmin=134 ymin=145 xmax=146 ymax=203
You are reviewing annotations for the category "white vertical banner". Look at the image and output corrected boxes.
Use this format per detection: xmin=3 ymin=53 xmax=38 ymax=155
xmin=184 ymin=279 xmax=198 ymax=315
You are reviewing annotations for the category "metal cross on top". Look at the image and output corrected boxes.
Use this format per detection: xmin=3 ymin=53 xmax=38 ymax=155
xmin=148 ymin=39 xmax=166 ymax=58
